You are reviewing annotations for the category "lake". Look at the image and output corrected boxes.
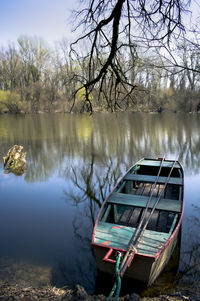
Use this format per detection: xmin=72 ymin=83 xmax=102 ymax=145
xmin=0 ymin=112 xmax=200 ymax=297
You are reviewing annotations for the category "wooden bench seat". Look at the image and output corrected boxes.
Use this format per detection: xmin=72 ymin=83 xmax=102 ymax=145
xmin=124 ymin=174 xmax=183 ymax=185
xmin=107 ymin=192 xmax=182 ymax=212
xmin=94 ymin=221 xmax=170 ymax=256
xmin=138 ymin=159 xmax=181 ymax=168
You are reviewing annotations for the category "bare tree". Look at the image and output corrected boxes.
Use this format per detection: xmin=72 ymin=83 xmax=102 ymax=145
xmin=0 ymin=44 xmax=20 ymax=91
xmin=70 ymin=0 xmax=187 ymax=112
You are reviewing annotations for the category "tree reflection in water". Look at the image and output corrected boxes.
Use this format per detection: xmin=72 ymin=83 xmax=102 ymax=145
xmin=178 ymin=205 xmax=200 ymax=297
xmin=63 ymin=154 xmax=127 ymax=293
xmin=65 ymin=154 xmax=126 ymax=225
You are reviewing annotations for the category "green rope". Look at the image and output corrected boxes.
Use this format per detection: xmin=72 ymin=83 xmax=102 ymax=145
xmin=106 ymin=252 xmax=122 ymax=301
xmin=107 ymin=281 xmax=117 ymax=301
xmin=114 ymin=275 xmax=121 ymax=301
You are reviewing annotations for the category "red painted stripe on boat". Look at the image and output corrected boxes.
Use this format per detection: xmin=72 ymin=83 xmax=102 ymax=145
xmin=101 ymin=240 xmax=111 ymax=246
xmin=111 ymin=226 xmax=122 ymax=229
xmin=91 ymin=242 xmax=156 ymax=260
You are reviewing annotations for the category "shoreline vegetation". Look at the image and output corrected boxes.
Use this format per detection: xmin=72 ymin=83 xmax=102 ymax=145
xmin=1 ymin=107 xmax=200 ymax=116
xmin=1 ymin=37 xmax=200 ymax=115
xmin=1 ymin=108 xmax=200 ymax=114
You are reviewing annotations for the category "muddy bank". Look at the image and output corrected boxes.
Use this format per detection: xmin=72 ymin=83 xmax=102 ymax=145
xmin=0 ymin=282 xmax=198 ymax=301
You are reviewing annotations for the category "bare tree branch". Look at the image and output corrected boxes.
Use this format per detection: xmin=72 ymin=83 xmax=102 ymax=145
xmin=69 ymin=0 xmax=188 ymax=112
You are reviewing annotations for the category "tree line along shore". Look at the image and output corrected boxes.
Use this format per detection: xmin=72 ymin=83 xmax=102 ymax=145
xmin=0 ymin=37 xmax=200 ymax=114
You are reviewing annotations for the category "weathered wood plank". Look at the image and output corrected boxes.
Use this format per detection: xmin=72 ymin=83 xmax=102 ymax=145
xmin=157 ymin=212 xmax=169 ymax=232
xmin=142 ymin=183 xmax=153 ymax=196
xmin=94 ymin=237 xmax=128 ymax=251
xmin=165 ymin=184 xmax=173 ymax=199
xmin=136 ymin=183 xmax=145 ymax=195
xmin=95 ymin=222 xmax=170 ymax=256
xmin=94 ymin=235 xmax=159 ymax=255
xmin=101 ymin=204 xmax=111 ymax=222
xmin=129 ymin=208 xmax=142 ymax=226
xmin=179 ymin=187 xmax=182 ymax=201
xmin=124 ymin=174 xmax=183 ymax=185
xmin=96 ymin=222 xmax=169 ymax=242
xmin=107 ymin=192 xmax=182 ymax=212
xmin=141 ymin=209 xmax=151 ymax=225
xmin=95 ymin=223 xmax=134 ymax=248
xmin=147 ymin=210 xmax=159 ymax=230
xmin=117 ymin=181 xmax=126 ymax=193
xmin=152 ymin=184 xmax=159 ymax=197
xmin=137 ymin=159 xmax=181 ymax=169
xmin=168 ymin=214 xmax=178 ymax=235
xmin=97 ymin=221 xmax=133 ymax=234
xmin=158 ymin=184 xmax=164 ymax=198
xmin=171 ymin=185 xmax=179 ymax=200
xmin=95 ymin=230 xmax=131 ymax=245
xmin=120 ymin=208 xmax=132 ymax=223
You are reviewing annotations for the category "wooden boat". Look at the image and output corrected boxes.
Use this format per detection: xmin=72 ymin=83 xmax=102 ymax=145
xmin=92 ymin=158 xmax=184 ymax=286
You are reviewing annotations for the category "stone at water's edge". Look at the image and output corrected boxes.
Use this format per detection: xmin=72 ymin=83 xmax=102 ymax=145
xmin=3 ymin=145 xmax=26 ymax=176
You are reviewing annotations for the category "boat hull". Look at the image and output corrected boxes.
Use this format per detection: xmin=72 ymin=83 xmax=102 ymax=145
xmin=92 ymin=158 xmax=184 ymax=286
xmin=93 ymin=225 xmax=180 ymax=286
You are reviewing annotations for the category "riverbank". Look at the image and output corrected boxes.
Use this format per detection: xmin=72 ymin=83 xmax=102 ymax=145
xmin=0 ymin=282 xmax=198 ymax=301
xmin=1 ymin=107 xmax=200 ymax=115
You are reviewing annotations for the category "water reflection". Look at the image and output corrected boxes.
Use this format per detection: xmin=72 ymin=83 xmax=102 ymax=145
xmin=178 ymin=205 xmax=200 ymax=296
xmin=64 ymin=154 xmax=125 ymax=224
xmin=62 ymin=155 xmax=126 ymax=292
xmin=0 ymin=112 xmax=200 ymax=296
xmin=1 ymin=113 xmax=200 ymax=179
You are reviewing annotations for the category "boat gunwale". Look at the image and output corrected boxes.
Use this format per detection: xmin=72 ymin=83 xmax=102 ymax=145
xmin=91 ymin=157 xmax=184 ymax=260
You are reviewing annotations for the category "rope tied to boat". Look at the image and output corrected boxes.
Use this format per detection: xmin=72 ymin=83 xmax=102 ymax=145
xmin=124 ymin=246 xmax=137 ymax=266
xmin=130 ymin=246 xmax=137 ymax=254
xmin=106 ymin=252 xmax=122 ymax=301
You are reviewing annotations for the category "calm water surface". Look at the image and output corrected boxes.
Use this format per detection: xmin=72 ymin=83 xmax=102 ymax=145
xmin=0 ymin=113 xmax=200 ymax=297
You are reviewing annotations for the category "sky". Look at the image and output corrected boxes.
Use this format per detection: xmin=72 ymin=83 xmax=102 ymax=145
xmin=0 ymin=0 xmax=78 ymax=47
xmin=0 ymin=0 xmax=200 ymax=48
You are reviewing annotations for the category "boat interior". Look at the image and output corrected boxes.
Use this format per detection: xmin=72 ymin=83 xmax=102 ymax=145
xmin=99 ymin=161 xmax=183 ymax=235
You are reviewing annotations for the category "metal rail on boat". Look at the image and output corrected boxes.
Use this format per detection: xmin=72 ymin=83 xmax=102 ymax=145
xmin=119 ymin=158 xmax=178 ymax=278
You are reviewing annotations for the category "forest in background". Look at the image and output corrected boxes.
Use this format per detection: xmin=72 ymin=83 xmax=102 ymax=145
xmin=1 ymin=1 xmax=200 ymax=114
xmin=0 ymin=35 xmax=200 ymax=114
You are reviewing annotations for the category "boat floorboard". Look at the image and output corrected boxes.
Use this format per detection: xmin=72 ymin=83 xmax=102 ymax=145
xmin=129 ymin=208 xmax=142 ymax=226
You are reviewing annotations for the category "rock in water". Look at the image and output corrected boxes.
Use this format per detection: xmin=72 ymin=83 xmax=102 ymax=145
xmin=3 ymin=145 xmax=26 ymax=175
